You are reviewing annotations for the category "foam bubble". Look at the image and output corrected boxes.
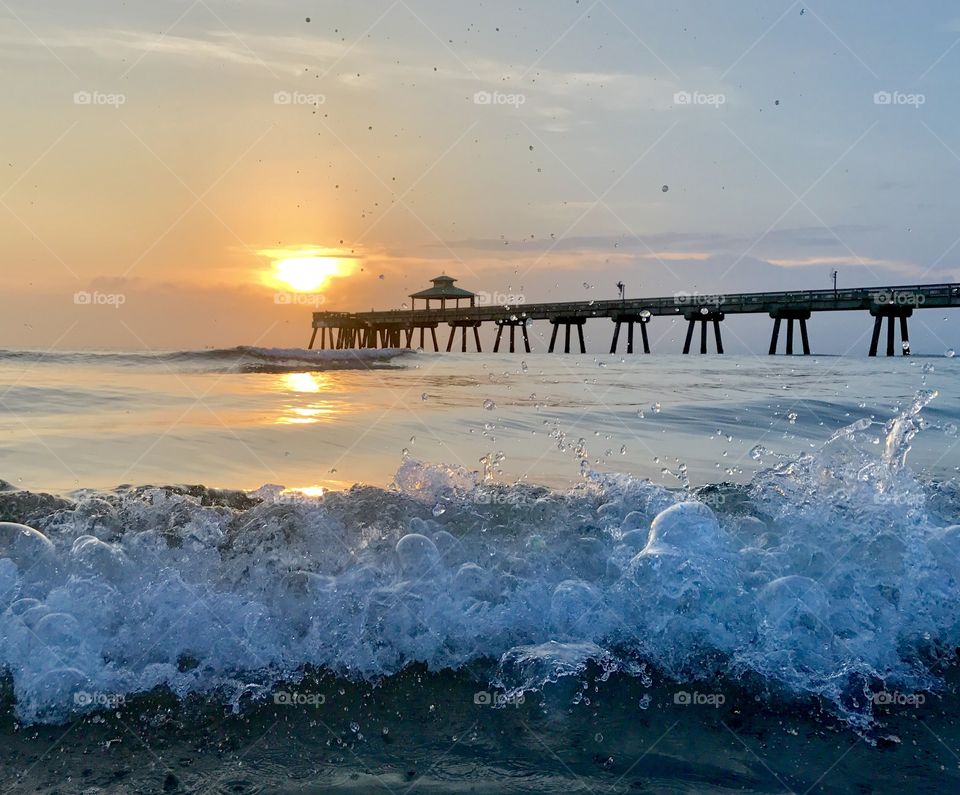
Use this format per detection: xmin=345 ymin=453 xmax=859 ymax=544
xmin=0 ymin=393 xmax=955 ymax=727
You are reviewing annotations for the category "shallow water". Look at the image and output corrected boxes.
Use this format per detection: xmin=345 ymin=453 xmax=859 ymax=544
xmin=2 ymin=347 xmax=958 ymax=494
xmin=0 ymin=347 xmax=959 ymax=792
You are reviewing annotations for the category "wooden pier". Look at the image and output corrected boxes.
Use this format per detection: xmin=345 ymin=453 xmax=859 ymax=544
xmin=309 ymin=281 xmax=960 ymax=356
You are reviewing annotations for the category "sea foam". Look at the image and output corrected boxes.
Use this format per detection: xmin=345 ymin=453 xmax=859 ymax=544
xmin=0 ymin=391 xmax=957 ymax=727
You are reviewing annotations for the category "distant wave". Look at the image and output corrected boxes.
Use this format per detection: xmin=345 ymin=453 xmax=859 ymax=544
xmin=0 ymin=346 xmax=413 ymax=373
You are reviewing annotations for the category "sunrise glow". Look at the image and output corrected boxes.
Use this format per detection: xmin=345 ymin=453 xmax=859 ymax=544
xmin=274 ymin=257 xmax=343 ymax=292
xmin=260 ymin=248 xmax=357 ymax=293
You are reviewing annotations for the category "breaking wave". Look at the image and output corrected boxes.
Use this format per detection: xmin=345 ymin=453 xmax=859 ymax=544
xmin=1 ymin=390 xmax=958 ymax=730
xmin=0 ymin=346 xmax=411 ymax=373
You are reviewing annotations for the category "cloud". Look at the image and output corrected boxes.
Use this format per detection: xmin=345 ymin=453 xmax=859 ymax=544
xmin=0 ymin=24 xmax=349 ymax=75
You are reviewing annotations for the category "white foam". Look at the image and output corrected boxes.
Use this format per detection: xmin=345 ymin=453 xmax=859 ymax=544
xmin=0 ymin=391 xmax=957 ymax=725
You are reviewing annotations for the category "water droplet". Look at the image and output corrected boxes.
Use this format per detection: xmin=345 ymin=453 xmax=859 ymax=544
xmin=432 ymin=503 xmax=446 ymax=517
xmin=421 ymin=393 xmax=429 ymax=401
xmin=350 ymin=722 xmax=360 ymax=733
xmin=652 ymin=402 xmax=661 ymax=413
xmin=787 ymin=412 xmax=798 ymax=424
xmin=661 ymin=184 xmax=669 ymax=192
xmin=483 ymin=399 xmax=496 ymax=411
xmin=946 ymin=349 xmax=956 ymax=358
xmin=640 ymin=309 xmax=651 ymax=319
xmin=521 ymin=361 xmax=528 ymax=373
xmin=945 ymin=423 xmax=958 ymax=437
xmin=620 ymin=445 xmax=627 ymax=455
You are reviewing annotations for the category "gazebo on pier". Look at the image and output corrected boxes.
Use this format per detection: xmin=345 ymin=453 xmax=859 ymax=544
xmin=409 ymin=275 xmax=476 ymax=310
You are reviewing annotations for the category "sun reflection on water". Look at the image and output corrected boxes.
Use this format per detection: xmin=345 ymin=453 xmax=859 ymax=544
xmin=274 ymin=372 xmax=341 ymax=425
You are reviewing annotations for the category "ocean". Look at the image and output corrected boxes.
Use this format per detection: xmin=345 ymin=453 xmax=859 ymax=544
xmin=1 ymin=347 xmax=959 ymax=793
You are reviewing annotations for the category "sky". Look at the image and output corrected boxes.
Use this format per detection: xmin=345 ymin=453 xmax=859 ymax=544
xmin=1 ymin=0 xmax=959 ymax=353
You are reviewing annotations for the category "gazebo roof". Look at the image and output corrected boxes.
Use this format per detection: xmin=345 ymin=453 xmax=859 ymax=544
xmin=409 ymin=275 xmax=475 ymax=300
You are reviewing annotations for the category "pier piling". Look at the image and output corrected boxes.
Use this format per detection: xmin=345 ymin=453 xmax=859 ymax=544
xmin=682 ymin=311 xmax=724 ymax=354
xmin=610 ymin=313 xmax=651 ymax=354
xmin=768 ymin=309 xmax=811 ymax=355
xmin=868 ymin=306 xmax=913 ymax=356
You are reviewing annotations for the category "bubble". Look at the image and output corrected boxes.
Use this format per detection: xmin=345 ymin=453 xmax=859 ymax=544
xmin=787 ymin=412 xmax=798 ymax=424
xmin=432 ymin=503 xmax=446 ymax=517
xmin=421 ymin=393 xmax=429 ymax=401
xmin=652 ymin=402 xmax=661 ymax=413
xmin=661 ymin=185 xmax=669 ymax=192
xmin=946 ymin=349 xmax=956 ymax=358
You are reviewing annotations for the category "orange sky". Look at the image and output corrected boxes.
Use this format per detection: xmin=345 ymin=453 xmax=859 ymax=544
xmin=2 ymin=2 xmax=959 ymax=351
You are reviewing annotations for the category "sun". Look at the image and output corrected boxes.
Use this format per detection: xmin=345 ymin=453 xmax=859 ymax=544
xmin=273 ymin=256 xmax=343 ymax=292
xmin=260 ymin=248 xmax=356 ymax=293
